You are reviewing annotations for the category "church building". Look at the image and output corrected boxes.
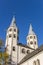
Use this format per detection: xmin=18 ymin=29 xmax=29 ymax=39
xmin=5 ymin=17 xmax=43 ymax=65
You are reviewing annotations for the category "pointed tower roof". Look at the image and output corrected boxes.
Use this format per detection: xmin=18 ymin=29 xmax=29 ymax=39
xmin=28 ymin=24 xmax=35 ymax=35
xmin=10 ymin=16 xmax=16 ymax=27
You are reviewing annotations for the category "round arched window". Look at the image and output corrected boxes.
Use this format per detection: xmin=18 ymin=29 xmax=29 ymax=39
xmin=22 ymin=48 xmax=25 ymax=53
xmin=33 ymin=61 xmax=36 ymax=65
xmin=37 ymin=59 xmax=40 ymax=65
xmin=9 ymin=34 xmax=12 ymax=38
xmin=14 ymin=29 xmax=16 ymax=32
xmin=27 ymin=50 xmax=30 ymax=54
xmin=30 ymin=36 xmax=32 ymax=39
xmin=13 ymin=47 xmax=15 ymax=51
xmin=30 ymin=41 xmax=33 ymax=45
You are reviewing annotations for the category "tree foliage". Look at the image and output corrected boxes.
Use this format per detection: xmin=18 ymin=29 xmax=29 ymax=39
xmin=0 ymin=39 xmax=9 ymax=65
xmin=0 ymin=39 xmax=3 ymax=47
xmin=0 ymin=52 xmax=9 ymax=65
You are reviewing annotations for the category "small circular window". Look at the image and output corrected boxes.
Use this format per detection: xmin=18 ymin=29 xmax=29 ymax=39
xmin=14 ymin=29 xmax=16 ymax=32
xmin=30 ymin=41 xmax=33 ymax=45
xmin=27 ymin=50 xmax=30 ymax=54
xmin=30 ymin=36 xmax=32 ymax=39
xmin=22 ymin=48 xmax=25 ymax=53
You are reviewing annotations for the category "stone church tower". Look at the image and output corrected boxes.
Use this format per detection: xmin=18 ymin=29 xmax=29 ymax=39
xmin=5 ymin=17 xmax=38 ymax=65
xmin=27 ymin=24 xmax=38 ymax=49
xmin=5 ymin=16 xmax=19 ymax=65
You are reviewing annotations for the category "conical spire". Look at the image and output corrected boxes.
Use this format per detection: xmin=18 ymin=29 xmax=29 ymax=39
xmin=28 ymin=24 xmax=35 ymax=35
xmin=10 ymin=16 xmax=16 ymax=27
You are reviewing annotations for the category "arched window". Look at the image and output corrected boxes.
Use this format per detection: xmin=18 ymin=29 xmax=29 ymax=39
xmin=36 ymin=59 xmax=40 ymax=65
xmin=13 ymin=47 xmax=15 ymax=51
xmin=22 ymin=48 xmax=25 ymax=54
xmin=34 ymin=41 xmax=36 ymax=45
xmin=14 ymin=29 xmax=16 ymax=32
xmin=30 ymin=41 xmax=33 ymax=45
xmin=27 ymin=50 xmax=30 ymax=54
xmin=33 ymin=61 xmax=36 ymax=65
xmin=9 ymin=34 xmax=12 ymax=38
xmin=13 ymin=34 xmax=16 ymax=38
xmin=30 ymin=36 xmax=32 ymax=39
xmin=9 ymin=28 xmax=12 ymax=31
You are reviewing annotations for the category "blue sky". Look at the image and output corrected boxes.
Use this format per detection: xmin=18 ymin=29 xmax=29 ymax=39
xmin=0 ymin=0 xmax=43 ymax=46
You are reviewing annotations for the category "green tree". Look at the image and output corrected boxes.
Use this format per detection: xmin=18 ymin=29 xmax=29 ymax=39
xmin=0 ymin=52 xmax=9 ymax=65
xmin=0 ymin=39 xmax=3 ymax=47
xmin=0 ymin=39 xmax=9 ymax=65
xmin=0 ymin=39 xmax=3 ymax=65
xmin=3 ymin=52 xmax=9 ymax=65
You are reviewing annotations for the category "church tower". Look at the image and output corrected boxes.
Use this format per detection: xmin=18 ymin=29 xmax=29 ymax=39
xmin=26 ymin=24 xmax=38 ymax=49
xmin=5 ymin=16 xmax=19 ymax=64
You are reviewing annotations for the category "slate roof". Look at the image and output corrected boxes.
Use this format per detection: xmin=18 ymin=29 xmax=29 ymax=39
xmin=18 ymin=45 xmax=43 ymax=65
